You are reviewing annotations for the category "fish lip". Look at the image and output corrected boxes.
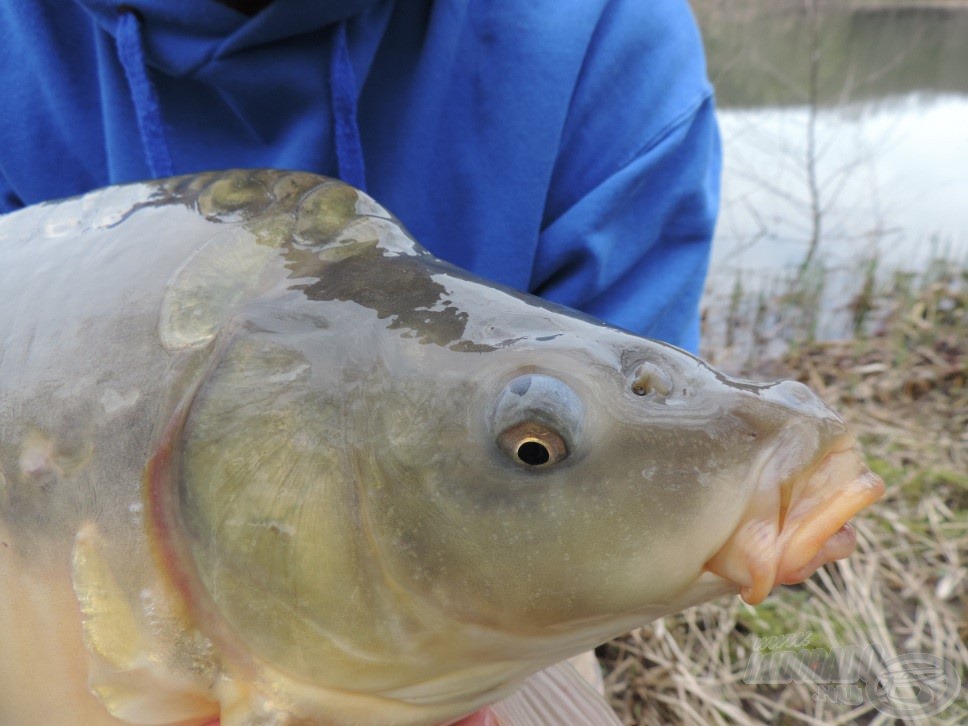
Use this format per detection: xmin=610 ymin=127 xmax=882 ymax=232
xmin=776 ymin=521 xmax=857 ymax=585
xmin=704 ymin=433 xmax=885 ymax=605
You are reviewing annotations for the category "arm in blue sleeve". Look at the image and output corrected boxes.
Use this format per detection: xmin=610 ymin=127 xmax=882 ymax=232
xmin=531 ymin=94 xmax=721 ymax=353
xmin=528 ymin=0 xmax=720 ymax=354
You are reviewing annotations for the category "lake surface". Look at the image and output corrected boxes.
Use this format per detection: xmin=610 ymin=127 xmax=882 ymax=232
xmin=693 ymin=0 xmax=968 ymax=363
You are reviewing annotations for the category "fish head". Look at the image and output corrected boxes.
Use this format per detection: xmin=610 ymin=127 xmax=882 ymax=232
xmin=350 ymin=303 xmax=884 ymax=646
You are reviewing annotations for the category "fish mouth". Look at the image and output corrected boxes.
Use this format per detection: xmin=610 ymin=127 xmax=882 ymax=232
xmin=705 ymin=433 xmax=885 ymax=605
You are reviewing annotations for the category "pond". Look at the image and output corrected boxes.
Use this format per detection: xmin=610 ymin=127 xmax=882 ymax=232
xmin=693 ymin=0 xmax=968 ymax=366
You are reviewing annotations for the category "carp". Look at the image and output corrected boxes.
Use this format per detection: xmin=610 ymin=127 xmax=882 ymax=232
xmin=0 ymin=170 xmax=883 ymax=725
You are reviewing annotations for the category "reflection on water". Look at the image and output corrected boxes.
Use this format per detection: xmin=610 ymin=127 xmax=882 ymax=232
xmin=696 ymin=0 xmax=968 ymax=108
xmin=693 ymin=0 xmax=968 ymax=363
xmin=714 ymin=97 xmax=968 ymax=282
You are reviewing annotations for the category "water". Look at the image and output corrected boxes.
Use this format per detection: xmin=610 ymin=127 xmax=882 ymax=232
xmin=693 ymin=0 xmax=968 ymax=364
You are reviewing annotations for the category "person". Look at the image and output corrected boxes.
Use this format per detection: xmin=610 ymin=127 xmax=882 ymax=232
xmin=0 ymin=0 xmax=719 ymax=354
xmin=4 ymin=0 xmax=721 ymax=711
xmin=2 ymin=2 xmax=720 ymax=721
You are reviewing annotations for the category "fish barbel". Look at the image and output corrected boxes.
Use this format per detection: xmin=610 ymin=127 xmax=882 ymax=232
xmin=0 ymin=170 xmax=884 ymax=725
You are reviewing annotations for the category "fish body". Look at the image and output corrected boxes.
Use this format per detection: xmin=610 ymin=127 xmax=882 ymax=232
xmin=0 ymin=171 xmax=883 ymax=725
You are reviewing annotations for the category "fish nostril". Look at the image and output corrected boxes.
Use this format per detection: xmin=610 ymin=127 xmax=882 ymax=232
xmin=630 ymin=362 xmax=673 ymax=397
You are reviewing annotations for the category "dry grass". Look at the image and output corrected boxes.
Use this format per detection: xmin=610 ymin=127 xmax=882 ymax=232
xmin=601 ymin=275 xmax=967 ymax=724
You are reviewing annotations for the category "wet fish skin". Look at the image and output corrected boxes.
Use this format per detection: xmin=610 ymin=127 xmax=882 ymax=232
xmin=0 ymin=170 xmax=883 ymax=725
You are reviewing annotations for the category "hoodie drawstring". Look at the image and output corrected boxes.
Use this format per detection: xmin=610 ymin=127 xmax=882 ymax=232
xmin=114 ymin=10 xmax=364 ymax=189
xmin=116 ymin=9 xmax=174 ymax=179
xmin=329 ymin=22 xmax=367 ymax=192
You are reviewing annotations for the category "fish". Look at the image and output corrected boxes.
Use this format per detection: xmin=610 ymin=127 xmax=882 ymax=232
xmin=0 ymin=170 xmax=884 ymax=725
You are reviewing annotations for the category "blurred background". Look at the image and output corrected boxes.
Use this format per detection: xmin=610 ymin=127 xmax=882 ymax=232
xmin=603 ymin=2 xmax=967 ymax=723
xmin=696 ymin=0 xmax=967 ymax=370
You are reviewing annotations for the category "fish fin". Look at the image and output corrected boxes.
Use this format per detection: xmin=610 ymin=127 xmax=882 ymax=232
xmin=485 ymin=661 xmax=621 ymax=725
xmin=159 ymin=226 xmax=275 ymax=351
xmin=71 ymin=523 xmax=218 ymax=725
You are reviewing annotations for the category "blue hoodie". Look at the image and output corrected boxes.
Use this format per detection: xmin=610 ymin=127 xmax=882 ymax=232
xmin=0 ymin=0 xmax=720 ymax=352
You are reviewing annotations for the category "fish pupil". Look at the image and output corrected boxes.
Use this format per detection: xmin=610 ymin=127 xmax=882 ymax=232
xmin=517 ymin=441 xmax=550 ymax=466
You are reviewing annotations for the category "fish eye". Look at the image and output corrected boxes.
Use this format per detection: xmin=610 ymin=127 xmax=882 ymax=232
xmin=490 ymin=374 xmax=584 ymax=469
xmin=497 ymin=421 xmax=568 ymax=467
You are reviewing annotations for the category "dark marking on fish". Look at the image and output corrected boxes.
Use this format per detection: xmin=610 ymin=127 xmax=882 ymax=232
xmin=294 ymin=241 xmax=497 ymax=351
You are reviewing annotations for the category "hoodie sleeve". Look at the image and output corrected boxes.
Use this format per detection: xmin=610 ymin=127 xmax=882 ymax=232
xmin=530 ymin=0 xmax=721 ymax=354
